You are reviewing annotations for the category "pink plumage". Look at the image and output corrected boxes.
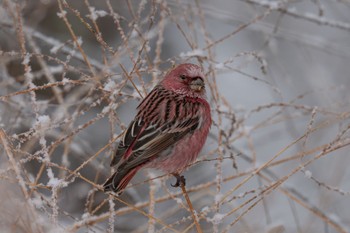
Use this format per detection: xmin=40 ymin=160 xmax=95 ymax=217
xmin=103 ymin=63 xmax=211 ymax=194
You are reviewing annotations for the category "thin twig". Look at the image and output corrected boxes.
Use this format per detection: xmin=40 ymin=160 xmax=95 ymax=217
xmin=179 ymin=183 xmax=203 ymax=233
xmin=0 ymin=129 xmax=44 ymax=233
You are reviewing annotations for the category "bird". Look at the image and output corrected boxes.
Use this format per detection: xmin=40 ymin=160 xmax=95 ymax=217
xmin=103 ymin=63 xmax=211 ymax=194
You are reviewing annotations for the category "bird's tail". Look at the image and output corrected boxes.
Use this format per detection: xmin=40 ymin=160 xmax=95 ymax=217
xmin=103 ymin=167 xmax=139 ymax=194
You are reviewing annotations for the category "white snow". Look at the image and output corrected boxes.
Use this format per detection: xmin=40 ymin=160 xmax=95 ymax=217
xmin=214 ymin=63 xmax=225 ymax=70
xmin=102 ymin=105 xmax=111 ymax=114
xmin=35 ymin=115 xmax=51 ymax=130
xmin=57 ymin=10 xmax=67 ymax=18
xmin=210 ymin=213 xmax=225 ymax=224
xmin=174 ymin=197 xmax=183 ymax=205
xmin=47 ymin=168 xmax=60 ymax=187
xmin=39 ymin=137 xmax=46 ymax=146
xmin=237 ymin=192 xmax=245 ymax=199
xmin=201 ymin=206 xmax=210 ymax=213
xmin=88 ymin=7 xmax=108 ymax=21
xmin=46 ymin=167 xmax=68 ymax=188
xmin=304 ymin=170 xmax=312 ymax=179
xmin=179 ymin=49 xmax=205 ymax=58
xmin=82 ymin=212 xmax=90 ymax=220
xmin=22 ymin=53 xmax=31 ymax=65
xmin=130 ymin=28 xmax=138 ymax=38
xmin=103 ymin=80 xmax=117 ymax=91
xmin=49 ymin=65 xmax=64 ymax=73
xmin=50 ymin=44 xmax=61 ymax=54
xmin=62 ymin=77 xmax=70 ymax=84
xmin=76 ymin=37 xmax=83 ymax=46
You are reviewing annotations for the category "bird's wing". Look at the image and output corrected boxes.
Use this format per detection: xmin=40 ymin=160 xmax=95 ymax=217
xmin=110 ymin=87 xmax=162 ymax=167
xmin=120 ymin=116 xmax=200 ymax=171
xmin=110 ymin=85 xmax=203 ymax=170
xmin=110 ymin=113 xmax=200 ymax=170
xmin=110 ymin=119 xmax=145 ymax=166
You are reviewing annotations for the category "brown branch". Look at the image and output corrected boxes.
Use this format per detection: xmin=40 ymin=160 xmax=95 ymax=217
xmin=179 ymin=183 xmax=203 ymax=233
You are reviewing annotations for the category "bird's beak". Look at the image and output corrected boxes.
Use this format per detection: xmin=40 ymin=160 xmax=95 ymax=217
xmin=190 ymin=78 xmax=205 ymax=92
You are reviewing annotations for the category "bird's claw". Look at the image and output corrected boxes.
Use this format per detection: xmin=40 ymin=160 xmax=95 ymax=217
xmin=171 ymin=174 xmax=186 ymax=187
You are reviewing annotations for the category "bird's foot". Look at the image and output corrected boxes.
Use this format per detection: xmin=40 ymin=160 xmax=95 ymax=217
xmin=171 ymin=174 xmax=186 ymax=187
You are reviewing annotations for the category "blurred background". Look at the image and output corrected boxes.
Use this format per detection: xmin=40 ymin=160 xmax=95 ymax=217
xmin=1 ymin=0 xmax=350 ymax=232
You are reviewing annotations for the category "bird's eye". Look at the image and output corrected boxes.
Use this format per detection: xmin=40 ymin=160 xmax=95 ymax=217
xmin=179 ymin=74 xmax=186 ymax=80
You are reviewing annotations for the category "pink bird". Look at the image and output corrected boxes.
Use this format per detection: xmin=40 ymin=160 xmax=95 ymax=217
xmin=103 ymin=63 xmax=211 ymax=194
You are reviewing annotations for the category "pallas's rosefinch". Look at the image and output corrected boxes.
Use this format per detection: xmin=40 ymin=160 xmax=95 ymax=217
xmin=103 ymin=63 xmax=211 ymax=194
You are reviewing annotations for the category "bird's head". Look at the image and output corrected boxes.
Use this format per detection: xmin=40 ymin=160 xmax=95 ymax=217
xmin=161 ymin=63 xmax=206 ymax=98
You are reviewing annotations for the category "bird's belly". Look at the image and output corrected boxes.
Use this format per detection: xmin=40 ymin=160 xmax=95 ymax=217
xmin=147 ymin=130 xmax=207 ymax=173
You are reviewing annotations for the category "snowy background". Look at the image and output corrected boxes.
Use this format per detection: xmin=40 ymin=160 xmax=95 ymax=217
xmin=1 ymin=0 xmax=350 ymax=232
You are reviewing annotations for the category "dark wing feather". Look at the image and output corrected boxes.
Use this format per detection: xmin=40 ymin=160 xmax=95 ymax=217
xmin=110 ymin=119 xmax=144 ymax=166
xmin=119 ymin=117 xmax=199 ymax=171
xmin=109 ymin=87 xmax=162 ymax=167
xmin=110 ymin=86 xmax=202 ymax=172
